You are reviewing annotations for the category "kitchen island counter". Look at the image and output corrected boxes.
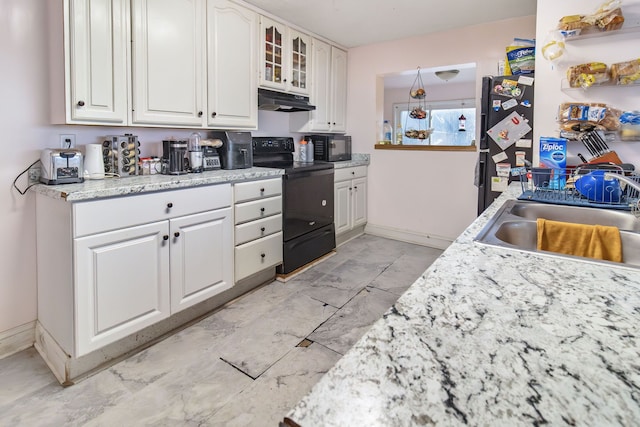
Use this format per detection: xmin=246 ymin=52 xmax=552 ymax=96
xmin=286 ymin=184 xmax=640 ymax=426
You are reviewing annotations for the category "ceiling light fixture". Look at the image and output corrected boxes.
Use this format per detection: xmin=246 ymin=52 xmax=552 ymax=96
xmin=435 ymin=69 xmax=460 ymax=82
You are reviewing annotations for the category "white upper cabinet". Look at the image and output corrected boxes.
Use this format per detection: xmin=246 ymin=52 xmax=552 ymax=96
xmin=290 ymin=40 xmax=347 ymax=133
xmin=259 ymin=17 xmax=311 ymax=95
xmin=330 ymin=46 xmax=348 ymax=133
xmin=206 ymin=0 xmax=258 ymax=128
xmin=131 ymin=0 xmax=206 ymax=126
xmin=57 ymin=0 xmax=129 ymax=124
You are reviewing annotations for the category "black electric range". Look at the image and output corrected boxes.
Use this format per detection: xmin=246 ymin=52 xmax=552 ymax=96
xmin=252 ymin=137 xmax=336 ymax=275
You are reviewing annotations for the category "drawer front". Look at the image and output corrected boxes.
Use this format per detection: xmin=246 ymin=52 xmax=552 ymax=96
xmin=234 ymin=178 xmax=282 ymax=203
xmin=74 ymin=184 xmax=231 ymax=237
xmin=335 ymin=166 xmax=367 ymax=182
xmin=234 ymin=196 xmax=282 ymax=224
xmin=235 ymin=232 xmax=283 ymax=281
xmin=235 ymin=214 xmax=282 ymax=245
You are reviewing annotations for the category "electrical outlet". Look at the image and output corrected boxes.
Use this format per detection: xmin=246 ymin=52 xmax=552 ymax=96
xmin=28 ymin=166 xmax=41 ymax=184
xmin=60 ymin=134 xmax=76 ymax=149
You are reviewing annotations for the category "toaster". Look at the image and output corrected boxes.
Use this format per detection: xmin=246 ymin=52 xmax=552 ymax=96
xmin=40 ymin=148 xmax=84 ymax=185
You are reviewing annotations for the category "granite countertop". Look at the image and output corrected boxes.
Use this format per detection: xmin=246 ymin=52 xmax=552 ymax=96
xmin=32 ymin=154 xmax=371 ymax=202
xmin=286 ymin=184 xmax=640 ymax=426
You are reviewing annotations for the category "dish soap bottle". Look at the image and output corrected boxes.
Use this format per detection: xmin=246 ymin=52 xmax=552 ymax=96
xmin=306 ymin=138 xmax=314 ymax=162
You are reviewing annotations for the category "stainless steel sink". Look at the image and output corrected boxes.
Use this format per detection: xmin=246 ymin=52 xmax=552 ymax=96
xmin=509 ymin=201 xmax=640 ymax=232
xmin=475 ymin=200 xmax=640 ymax=268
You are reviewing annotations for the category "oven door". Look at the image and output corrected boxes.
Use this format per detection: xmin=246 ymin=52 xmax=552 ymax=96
xmin=282 ymin=168 xmax=334 ymax=241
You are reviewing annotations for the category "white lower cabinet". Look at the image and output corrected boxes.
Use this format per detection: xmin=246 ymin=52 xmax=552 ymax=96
xmin=233 ymin=178 xmax=283 ymax=281
xmin=75 ymin=221 xmax=171 ymax=355
xmin=37 ymin=184 xmax=233 ymax=358
xmin=334 ymin=166 xmax=368 ymax=236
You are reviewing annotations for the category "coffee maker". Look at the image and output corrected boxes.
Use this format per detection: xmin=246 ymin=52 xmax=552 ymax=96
xmin=161 ymin=140 xmax=188 ymax=175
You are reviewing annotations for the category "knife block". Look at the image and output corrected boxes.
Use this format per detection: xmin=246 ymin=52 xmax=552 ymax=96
xmin=588 ymin=151 xmax=622 ymax=165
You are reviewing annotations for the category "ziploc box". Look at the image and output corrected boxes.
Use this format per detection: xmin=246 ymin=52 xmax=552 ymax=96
xmin=539 ymin=137 xmax=567 ymax=189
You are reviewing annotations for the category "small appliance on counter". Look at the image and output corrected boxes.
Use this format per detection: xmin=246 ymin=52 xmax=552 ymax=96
xmin=83 ymin=143 xmax=105 ymax=180
xmin=306 ymin=134 xmax=352 ymax=162
xmin=201 ymin=138 xmax=223 ymax=171
xmin=40 ymin=148 xmax=84 ymax=185
xmin=211 ymin=131 xmax=253 ymax=169
xmin=161 ymin=139 xmax=189 ymax=175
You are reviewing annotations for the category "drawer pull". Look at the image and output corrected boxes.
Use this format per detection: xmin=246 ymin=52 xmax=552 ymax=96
xmin=260 ymin=227 xmax=266 ymax=232
xmin=260 ymin=188 xmax=265 ymax=193
xmin=260 ymin=253 xmax=266 ymax=259
xmin=167 ymin=202 xmax=173 ymax=208
xmin=260 ymin=207 xmax=265 ymax=212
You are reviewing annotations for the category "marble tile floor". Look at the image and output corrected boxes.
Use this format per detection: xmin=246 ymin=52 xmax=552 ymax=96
xmin=0 ymin=234 xmax=443 ymax=427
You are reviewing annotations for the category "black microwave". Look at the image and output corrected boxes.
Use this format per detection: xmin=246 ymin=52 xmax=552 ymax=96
xmin=307 ymin=135 xmax=352 ymax=162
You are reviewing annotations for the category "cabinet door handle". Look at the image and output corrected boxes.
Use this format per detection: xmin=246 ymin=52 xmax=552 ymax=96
xmin=260 ymin=227 xmax=266 ymax=233
xmin=167 ymin=202 xmax=173 ymax=208
xmin=260 ymin=187 xmax=265 ymax=193
xmin=174 ymin=232 xmax=180 ymax=238
xmin=260 ymin=207 xmax=265 ymax=212
xmin=163 ymin=235 xmax=169 ymax=241
xmin=198 ymin=111 xmax=203 ymax=117
xmin=211 ymin=112 xmax=217 ymax=118
xmin=260 ymin=253 xmax=266 ymax=259
xmin=354 ymin=186 xmax=358 ymax=190
xmin=77 ymin=100 xmax=85 ymax=107
xmin=351 ymin=171 xmax=355 ymax=175
xmin=349 ymin=187 xmax=352 ymax=191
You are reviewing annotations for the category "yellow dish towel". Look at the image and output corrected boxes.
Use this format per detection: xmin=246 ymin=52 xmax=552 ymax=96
xmin=536 ymin=218 xmax=623 ymax=262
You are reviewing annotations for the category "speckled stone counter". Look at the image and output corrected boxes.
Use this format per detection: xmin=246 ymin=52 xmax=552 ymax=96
xmin=332 ymin=153 xmax=370 ymax=169
xmin=286 ymin=184 xmax=640 ymax=426
xmin=31 ymin=167 xmax=283 ymax=201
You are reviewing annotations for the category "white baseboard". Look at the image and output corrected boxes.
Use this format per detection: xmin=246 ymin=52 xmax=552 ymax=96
xmin=364 ymin=223 xmax=453 ymax=250
xmin=0 ymin=321 xmax=36 ymax=360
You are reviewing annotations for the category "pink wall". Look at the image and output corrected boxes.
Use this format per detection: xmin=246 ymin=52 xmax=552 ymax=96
xmin=345 ymin=16 xmax=536 ymax=246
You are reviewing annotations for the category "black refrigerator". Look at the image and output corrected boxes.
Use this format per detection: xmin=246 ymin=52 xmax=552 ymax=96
xmin=478 ymin=74 xmax=535 ymax=214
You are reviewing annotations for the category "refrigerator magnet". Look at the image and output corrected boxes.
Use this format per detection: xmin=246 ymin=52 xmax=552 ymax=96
xmin=487 ymin=111 xmax=532 ymax=151
xmin=492 ymin=100 xmax=501 ymax=112
xmin=490 ymin=176 xmax=509 ymax=192
xmin=518 ymin=75 xmax=534 ymax=86
xmin=492 ymin=151 xmax=508 ymax=163
xmin=501 ymin=98 xmax=518 ymax=110
xmin=521 ymin=99 xmax=532 ymax=108
xmin=516 ymin=138 xmax=532 ymax=148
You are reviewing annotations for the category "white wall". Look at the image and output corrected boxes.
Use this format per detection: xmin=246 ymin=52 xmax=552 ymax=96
xmin=345 ymin=16 xmax=536 ymax=246
xmin=534 ymin=0 xmax=640 ymax=167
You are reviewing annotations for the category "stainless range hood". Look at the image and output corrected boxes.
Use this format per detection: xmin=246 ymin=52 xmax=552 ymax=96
xmin=258 ymin=88 xmax=316 ymax=112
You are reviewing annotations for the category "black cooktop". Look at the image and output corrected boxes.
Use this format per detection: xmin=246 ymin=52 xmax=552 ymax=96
xmin=252 ymin=137 xmax=334 ymax=174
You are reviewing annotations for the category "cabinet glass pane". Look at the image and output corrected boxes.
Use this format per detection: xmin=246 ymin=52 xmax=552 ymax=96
xmin=292 ymin=70 xmax=299 ymax=88
xmin=274 ymin=65 xmax=281 ymax=82
xmin=274 ymin=46 xmax=282 ymax=65
xmin=265 ymin=64 xmax=273 ymax=82
xmin=300 ymin=40 xmax=307 ymax=55
xmin=292 ymin=52 xmax=299 ymax=68
xmin=265 ymin=26 xmax=273 ymax=42
xmin=274 ymin=29 xmax=281 ymax=45
xmin=300 ymin=71 xmax=306 ymax=89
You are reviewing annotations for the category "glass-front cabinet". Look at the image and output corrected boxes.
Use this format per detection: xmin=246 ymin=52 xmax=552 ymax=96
xmin=289 ymin=29 xmax=309 ymax=93
xmin=259 ymin=16 xmax=310 ymax=95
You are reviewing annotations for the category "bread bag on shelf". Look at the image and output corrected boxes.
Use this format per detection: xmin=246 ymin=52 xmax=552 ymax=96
xmin=557 ymin=103 xmax=621 ymax=131
xmin=566 ymin=62 xmax=610 ymax=88
xmin=610 ymin=59 xmax=640 ymax=85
